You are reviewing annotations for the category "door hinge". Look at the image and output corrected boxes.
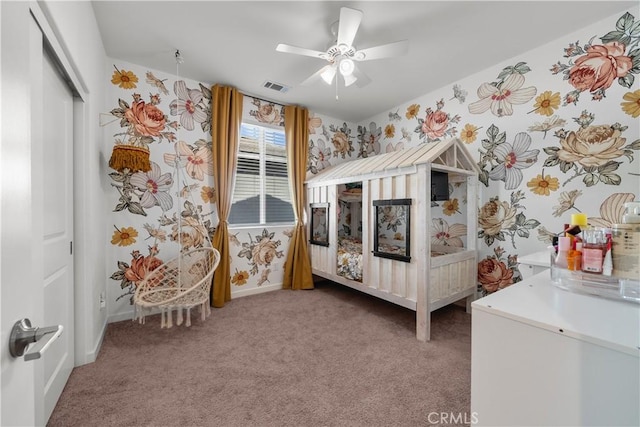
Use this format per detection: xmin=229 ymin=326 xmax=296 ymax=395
xmin=70 ymin=241 xmax=73 ymax=255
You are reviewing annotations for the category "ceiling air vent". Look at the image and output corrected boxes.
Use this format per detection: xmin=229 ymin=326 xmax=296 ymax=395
xmin=263 ymin=81 xmax=289 ymax=93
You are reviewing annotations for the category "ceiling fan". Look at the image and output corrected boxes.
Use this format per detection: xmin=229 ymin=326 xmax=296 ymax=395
xmin=276 ymin=7 xmax=409 ymax=89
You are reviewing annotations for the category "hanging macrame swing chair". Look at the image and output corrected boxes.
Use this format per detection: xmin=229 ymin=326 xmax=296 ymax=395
xmin=133 ymin=49 xmax=220 ymax=328
xmin=133 ymin=150 xmax=220 ymax=327
xmin=133 ymin=246 xmax=219 ymax=328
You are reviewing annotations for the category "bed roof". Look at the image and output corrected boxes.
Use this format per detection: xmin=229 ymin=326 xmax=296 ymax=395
xmin=306 ymin=137 xmax=479 ymax=185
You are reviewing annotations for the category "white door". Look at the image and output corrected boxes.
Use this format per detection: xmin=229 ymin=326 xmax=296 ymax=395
xmin=0 ymin=5 xmax=74 ymax=425
xmin=39 ymin=35 xmax=75 ymax=423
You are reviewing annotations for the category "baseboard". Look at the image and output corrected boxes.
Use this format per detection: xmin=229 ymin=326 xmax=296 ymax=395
xmin=231 ymin=282 xmax=283 ymax=298
xmin=87 ymin=320 xmax=107 ymax=364
xmin=105 ymin=284 xmax=282 ymax=324
xmin=108 ymin=311 xmax=136 ymax=323
xmin=74 ymin=317 xmax=107 ymax=366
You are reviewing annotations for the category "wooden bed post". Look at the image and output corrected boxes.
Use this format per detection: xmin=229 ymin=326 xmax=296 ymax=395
xmin=416 ymin=164 xmax=431 ymax=342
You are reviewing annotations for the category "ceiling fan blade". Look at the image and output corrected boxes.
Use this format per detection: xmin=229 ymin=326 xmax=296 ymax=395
xmin=276 ymin=43 xmax=326 ymax=59
xmin=352 ymin=65 xmax=372 ymax=88
xmin=337 ymin=7 xmax=363 ymax=48
xmin=353 ymin=40 xmax=409 ymax=61
xmin=300 ymin=64 xmax=336 ymax=86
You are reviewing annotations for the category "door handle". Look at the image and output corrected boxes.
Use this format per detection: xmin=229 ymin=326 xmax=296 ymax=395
xmin=9 ymin=318 xmax=63 ymax=361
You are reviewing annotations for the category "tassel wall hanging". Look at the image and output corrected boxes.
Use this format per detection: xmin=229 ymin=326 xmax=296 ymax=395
xmin=109 ymin=144 xmax=151 ymax=173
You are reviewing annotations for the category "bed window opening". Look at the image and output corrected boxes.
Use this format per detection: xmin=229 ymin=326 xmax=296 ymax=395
xmin=229 ymin=123 xmax=294 ymax=226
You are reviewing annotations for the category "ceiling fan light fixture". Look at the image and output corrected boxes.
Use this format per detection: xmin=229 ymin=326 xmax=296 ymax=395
xmin=339 ymin=58 xmax=355 ymax=76
xmin=276 ymin=7 xmax=403 ymax=90
xmin=343 ymin=73 xmax=358 ymax=87
xmin=320 ymin=64 xmax=337 ymax=84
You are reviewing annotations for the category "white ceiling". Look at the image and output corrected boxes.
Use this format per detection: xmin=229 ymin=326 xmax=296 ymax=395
xmin=92 ymin=1 xmax=637 ymax=123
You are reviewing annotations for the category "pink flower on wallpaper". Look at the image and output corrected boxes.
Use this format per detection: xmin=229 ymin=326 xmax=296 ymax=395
xmin=124 ymin=100 xmax=166 ymax=137
xmin=124 ymin=251 xmax=163 ymax=285
xmin=163 ymin=141 xmax=213 ymax=181
xmin=569 ymin=42 xmax=632 ymax=93
xmin=422 ymin=109 xmax=449 ymax=139
xmin=478 ymin=257 xmax=514 ymax=293
xmin=170 ymin=80 xmax=208 ymax=131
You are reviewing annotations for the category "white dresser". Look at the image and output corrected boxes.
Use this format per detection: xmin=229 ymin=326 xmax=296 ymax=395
xmin=471 ymin=271 xmax=640 ymax=426
xmin=518 ymin=249 xmax=551 ymax=279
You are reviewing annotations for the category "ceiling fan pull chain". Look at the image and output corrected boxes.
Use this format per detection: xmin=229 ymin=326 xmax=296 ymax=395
xmin=335 ymin=75 xmax=339 ymax=100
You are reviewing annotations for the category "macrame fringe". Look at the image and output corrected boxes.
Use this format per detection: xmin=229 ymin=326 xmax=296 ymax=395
xmin=109 ymin=145 xmax=151 ymax=173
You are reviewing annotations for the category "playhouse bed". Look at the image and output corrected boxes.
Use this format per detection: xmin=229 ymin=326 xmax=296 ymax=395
xmin=306 ymin=138 xmax=479 ymax=341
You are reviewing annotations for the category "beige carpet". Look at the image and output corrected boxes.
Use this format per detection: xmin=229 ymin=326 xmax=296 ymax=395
xmin=48 ymin=281 xmax=471 ymax=427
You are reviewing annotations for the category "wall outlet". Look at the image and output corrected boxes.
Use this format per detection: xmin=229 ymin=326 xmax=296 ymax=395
xmin=99 ymin=292 xmax=106 ymax=310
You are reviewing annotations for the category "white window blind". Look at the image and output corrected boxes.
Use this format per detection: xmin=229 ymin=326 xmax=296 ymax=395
xmin=229 ymin=123 xmax=295 ymax=225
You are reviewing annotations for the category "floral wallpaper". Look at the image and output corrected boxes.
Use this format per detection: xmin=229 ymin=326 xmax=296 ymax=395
xmin=320 ymin=9 xmax=639 ymax=296
xmin=105 ymin=61 xmax=355 ymax=317
xmin=106 ymin=61 xmax=217 ymax=313
xmin=106 ymin=9 xmax=639 ymax=317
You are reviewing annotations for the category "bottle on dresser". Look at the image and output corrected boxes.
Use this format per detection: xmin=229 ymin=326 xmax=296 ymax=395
xmin=611 ymin=202 xmax=640 ymax=280
xmin=582 ymin=227 xmax=606 ymax=274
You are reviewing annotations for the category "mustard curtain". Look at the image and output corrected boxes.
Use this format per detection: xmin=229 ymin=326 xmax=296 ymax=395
xmin=210 ymin=85 xmax=243 ymax=307
xmin=283 ymin=105 xmax=314 ymax=290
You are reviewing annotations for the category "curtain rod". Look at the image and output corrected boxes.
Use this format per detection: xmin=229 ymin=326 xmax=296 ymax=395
xmin=211 ymin=84 xmax=307 ymax=110
xmin=240 ymin=90 xmax=285 ymax=108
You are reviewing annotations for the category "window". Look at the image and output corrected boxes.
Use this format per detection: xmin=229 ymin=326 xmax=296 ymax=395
xmin=229 ymin=123 xmax=295 ymax=225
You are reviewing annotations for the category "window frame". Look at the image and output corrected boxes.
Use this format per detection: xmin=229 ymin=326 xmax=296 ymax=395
xmin=229 ymin=123 xmax=294 ymax=227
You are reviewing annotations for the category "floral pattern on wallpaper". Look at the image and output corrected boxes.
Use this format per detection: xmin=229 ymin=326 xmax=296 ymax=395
xmin=414 ymin=99 xmax=461 ymax=143
xmin=536 ymin=192 xmax=637 ymax=245
xmin=308 ymin=137 xmax=332 ymax=174
xmin=111 ymin=245 xmax=163 ymax=302
xmin=378 ymin=205 xmax=407 ymax=233
xmin=330 ymin=122 xmax=355 ymax=159
xmin=307 ymin=116 xmax=358 ymax=175
xmin=237 ymin=228 xmax=284 ymax=276
xmin=171 ymin=81 xmax=211 ymax=132
xmin=588 ymin=192 xmax=637 ymax=228
xmin=248 ymin=97 xmax=285 ymax=126
xmin=551 ymin=12 xmax=639 ymax=105
xmin=357 ymin=122 xmax=382 ymax=158
xmin=107 ymin=64 xmax=216 ymax=304
xmin=477 ymin=125 xmax=540 ymax=189
xmin=621 ymin=89 xmax=640 ymax=117
xmin=111 ymin=66 xmax=138 ymax=89
xmin=109 ymin=91 xmax=176 ymax=147
xmin=542 ymin=111 xmax=639 ymax=187
xmin=477 ymin=246 xmax=519 ymax=294
xmin=478 ymin=192 xmax=540 ymax=249
xmin=468 ymin=63 xmax=537 ymax=117
xmin=361 ymin=10 xmax=639 ymax=294
xmin=431 ymin=219 xmax=466 ymax=247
